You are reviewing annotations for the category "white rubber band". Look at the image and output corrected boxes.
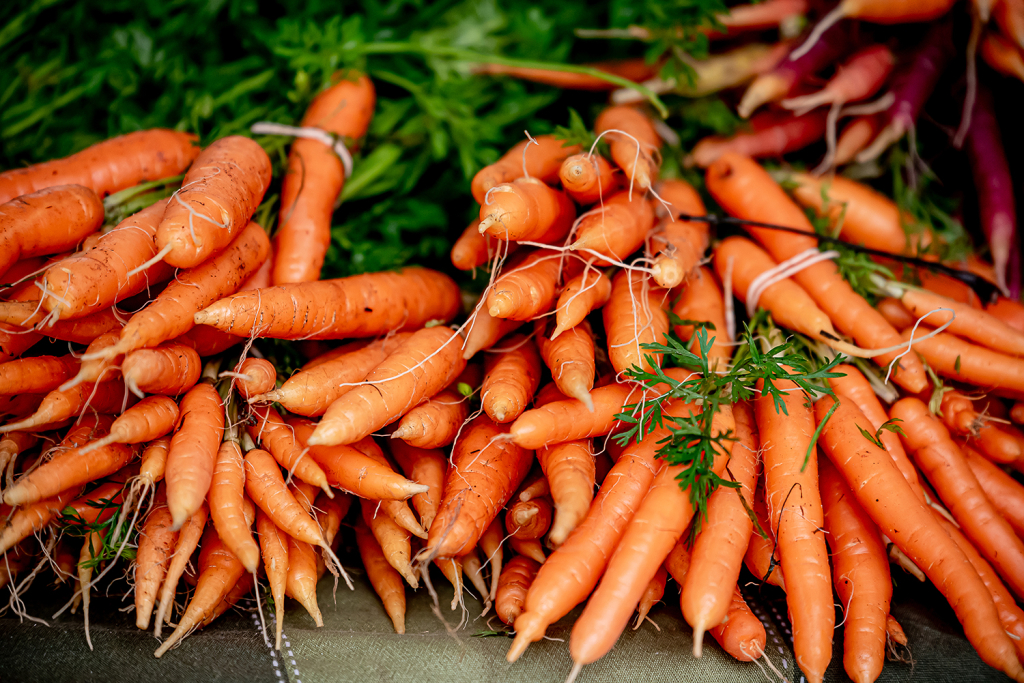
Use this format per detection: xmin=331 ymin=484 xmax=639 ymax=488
xmin=251 ymin=122 xmax=354 ymax=178
xmin=746 ymin=247 xmax=840 ymax=318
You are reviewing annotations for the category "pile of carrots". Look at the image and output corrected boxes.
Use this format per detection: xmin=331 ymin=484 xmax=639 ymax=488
xmin=3 ymin=3 xmax=1024 ymax=681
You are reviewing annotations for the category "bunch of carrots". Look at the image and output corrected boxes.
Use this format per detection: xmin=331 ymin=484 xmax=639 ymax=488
xmin=2 ymin=5 xmax=1024 ymax=682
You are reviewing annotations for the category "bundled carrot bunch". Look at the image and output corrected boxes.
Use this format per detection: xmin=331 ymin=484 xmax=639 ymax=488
xmin=2 ymin=4 xmax=1024 ymax=681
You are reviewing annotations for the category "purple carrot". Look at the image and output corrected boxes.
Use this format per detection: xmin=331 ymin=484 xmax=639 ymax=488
xmin=856 ymin=21 xmax=955 ymax=162
xmin=737 ymin=22 xmax=851 ymax=118
xmin=965 ymin=85 xmax=1019 ymax=297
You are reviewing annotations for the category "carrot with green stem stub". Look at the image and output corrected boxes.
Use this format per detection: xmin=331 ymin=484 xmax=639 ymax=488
xmin=482 ymin=334 xmax=541 ymax=423
xmin=471 ymin=135 xmax=579 ymax=205
xmin=536 ymin=320 xmax=596 ymax=412
xmin=165 ymin=381 xmax=224 ymax=529
xmin=247 ymin=405 xmax=331 ymax=496
xmin=815 ymin=395 xmax=1024 ymax=682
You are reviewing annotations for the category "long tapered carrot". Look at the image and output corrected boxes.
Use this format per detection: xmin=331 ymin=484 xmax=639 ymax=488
xmin=963 ymin=444 xmax=1024 ymax=538
xmin=39 ymin=200 xmax=175 ymax=320
xmin=286 ymin=533 xmax=324 ymax=626
xmin=603 ymin=269 xmax=668 ymax=377
xmin=0 ymin=130 xmax=198 ymax=205
xmin=361 ymin=498 xmax=418 ymax=588
xmin=650 ymin=179 xmax=709 ymax=289
xmin=425 ymin=415 xmax=533 ymax=559
xmin=122 ymin=342 xmax=202 ymax=397
xmin=902 ymin=327 xmax=1024 ymax=397
xmin=195 ymin=268 xmax=460 ymax=340
xmin=482 ymin=334 xmax=541 ymax=423
xmin=689 ymin=109 xmax=829 ymax=168
xmin=209 ymin=441 xmax=259 ymax=573
xmin=496 ymin=556 xmax=540 ymax=626
xmin=634 ymin=565 xmax=667 ymax=629
xmin=538 ymin=439 xmax=595 ymax=546
xmin=672 ymin=266 xmax=732 ymax=368
xmin=388 ymin=440 xmax=446 ymax=531
xmin=895 ymin=286 xmax=1024 ymax=357
xmin=705 ymin=152 xmax=928 ymax=393
xmin=247 ymin=405 xmax=330 ymax=495
xmin=257 ymin=334 xmax=412 ymax=416
xmin=815 ymin=395 xmax=1024 ymax=682
xmin=309 ymin=326 xmax=466 ymax=446
xmin=506 ymin=398 xmax=694 ymax=662
xmin=348 ymin=437 xmax=426 ymax=539
xmin=0 ymin=485 xmax=80 ymax=555
xmin=486 ymin=252 xmax=578 ymax=321
xmin=79 ymin=396 xmax=179 ymax=458
xmin=477 ymin=58 xmax=658 ymax=90
xmin=153 ymin=503 xmax=208 ymax=636
xmin=0 ymin=301 xmax=122 ymax=344
xmin=537 ymin=321 xmax=596 ymax=411
xmin=155 ymin=136 xmax=271 ymax=269
xmin=682 ymin=401 xmax=759 ymax=654
xmin=273 ymin=75 xmax=375 ymax=284
xmin=757 ymin=378 xmax=833 ymax=683
xmin=0 ymin=355 xmax=79 ymax=395
xmin=478 ymin=178 xmax=576 ymax=243
xmin=471 ymin=135 xmax=579 ymax=205
xmin=243 ymin=447 xmax=327 ymax=548
xmin=570 ymin=191 xmax=656 ymax=266
xmin=594 ymin=106 xmax=660 ymax=191
xmin=256 ymin=509 xmax=288 ymax=649
xmin=135 ymin=491 xmax=177 ymax=630
xmin=553 ymin=267 xmax=612 ymax=339
xmin=165 ymin=383 xmax=224 ymax=529
xmin=355 ymin=519 xmax=407 ymax=633
xmin=892 ymin=398 xmax=1024 ymax=598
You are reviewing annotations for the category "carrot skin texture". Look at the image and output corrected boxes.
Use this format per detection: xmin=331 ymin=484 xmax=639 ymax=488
xmin=486 ymin=251 xmax=578 ymax=321
xmin=451 ymin=219 xmax=518 ymax=271
xmin=361 ymin=498 xmax=418 ymax=588
xmin=538 ymin=438 xmax=596 ymax=546
xmin=233 ymin=358 xmax=276 ymax=400
xmin=0 ymin=355 xmax=79 ymax=395
xmin=496 ymin=556 xmax=540 ymax=626
xmin=482 ymin=334 xmax=541 ymax=423
xmin=0 ymin=129 xmax=198 ymax=205
xmin=247 ymin=406 xmax=330 ymax=494
xmin=195 ymin=268 xmax=460 ymax=340
xmin=553 ymin=268 xmax=612 ymax=338
xmin=650 ymin=179 xmax=709 ymax=288
xmin=537 ymin=321 xmax=596 ymax=410
xmin=210 ymin=441 xmax=260 ymax=573
xmin=388 ymin=440 xmax=446 ymax=530
xmin=690 ymin=109 xmax=829 ymax=168
xmin=391 ymin=385 xmax=468 ymax=449
xmin=355 ymin=521 xmax=407 ymax=634
xmin=123 ymin=342 xmax=202 ymax=397
xmin=165 ymin=383 xmax=225 ymax=529
xmin=559 ymin=153 xmax=623 ymax=205
xmin=505 ymin=497 xmax=553 ymax=540
xmin=672 ymin=266 xmax=732 ymax=368
xmin=478 ymin=178 xmax=576 ymax=243
xmin=135 ymin=496 xmax=177 ymax=630
xmin=157 ymin=135 xmax=271 ymax=268
xmin=256 ymin=510 xmax=289 ymax=649
xmin=0 ymin=380 xmax=129 ymax=435
xmin=815 ymin=396 xmax=1024 ymax=682
xmin=603 ymin=269 xmax=668 ymax=376
xmin=285 ymin=535 xmax=323 ymax=627
xmin=964 ymin=445 xmax=1024 ymax=538
xmin=594 ymin=106 xmax=660 ymax=190
xmin=273 ymin=75 xmax=375 ymax=285
xmin=426 ymin=415 xmax=533 ymax=558
xmin=154 ymin=504 xmax=208 ymax=634
xmin=0 ymin=487 xmax=80 ymax=554
xmin=901 ymin=328 xmax=1024 ymax=398
xmin=571 ymin=190 xmax=656 ymax=266
xmin=243 ymin=448 xmax=324 ymax=548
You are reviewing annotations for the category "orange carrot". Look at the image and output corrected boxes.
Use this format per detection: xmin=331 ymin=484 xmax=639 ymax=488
xmin=256 ymin=509 xmax=288 ymax=650
xmin=634 ymin=565 xmax=667 ymax=629
xmin=80 ymin=396 xmax=179 ymax=456
xmin=349 ymin=437 xmax=426 ymax=539
xmin=896 ymin=286 xmax=1024 ymax=357
xmin=553 ymin=267 xmax=612 ymax=339
xmin=309 ymin=326 xmax=467 ymax=446
xmin=496 ymin=556 xmax=540 ymax=626
xmin=231 ymin=358 xmax=276 ymax=400
xmin=482 ymin=334 xmax=541 ymax=423
xmin=451 ymin=218 xmax=518 ymax=271
xmin=941 ymin=392 xmax=1024 ymax=465
xmin=122 ymin=342 xmax=202 ymax=398
xmin=559 ymin=153 xmax=623 ymax=205
xmin=156 ymin=136 xmax=271 ymax=269
xmin=963 ymin=444 xmax=1024 ymax=538
xmin=486 ymin=251 xmax=578 ymax=321
xmin=273 ymin=75 xmax=375 ymax=285
xmin=471 ymin=135 xmax=579 ymax=204
xmin=570 ymin=191 xmax=656 ymax=266
xmin=285 ymin=533 xmax=324 ymax=627
xmin=536 ymin=320 xmax=596 ymax=412
xmin=461 ymin=300 xmax=524 ymax=360
xmin=690 ymin=110 xmax=828 ymax=168
xmin=594 ymin=106 xmax=660 ymax=191
xmin=390 ymin=381 xmax=470 ymax=450
xmin=0 ymin=431 xmax=37 ymax=482
xmin=650 ymin=179 xmax=709 ymax=289
xmin=0 ymin=355 xmax=79 ymax=395
xmin=165 ymin=383 xmax=225 ymax=529
xmin=505 ymin=497 xmax=553 ymax=540
xmin=355 ymin=520 xmax=406 ymax=633
xmin=243 ymin=447 xmax=327 ymax=549
xmin=425 ymin=415 xmax=533 ymax=559
xmin=538 ymin=439 xmax=595 ymax=546
xmin=995 ymin=0 xmax=1024 ymax=49
xmin=0 ymin=486 xmax=80 ymax=555
xmin=247 ymin=405 xmax=330 ymax=495
xmin=388 ymin=440 xmax=446 ymax=530
xmin=210 ymin=441 xmax=259 ymax=573
xmin=195 ymin=267 xmax=459 ymax=340
xmin=509 ymin=537 xmax=546 ymax=564
xmin=834 ymin=114 xmax=884 ymax=167
xmin=153 ymin=503 xmax=208 ymax=636
xmin=876 ymin=297 xmax=915 ymax=330
xmin=816 ymin=395 xmax=1024 ymax=681
xmin=672 ymin=266 xmax=732 ymax=368
xmin=477 ymin=178 xmax=576 ymax=244
xmin=603 ymin=270 xmax=668 ymax=377
xmin=475 ymin=59 xmax=658 ymax=91
xmin=257 ymin=333 xmax=412 ymax=416
xmin=982 ymin=31 xmax=1024 ymax=82
xmin=901 ymin=327 xmax=1024 ymax=398
xmin=707 ymin=585 xmax=768 ymax=662
xmin=135 ymin=491 xmax=177 ymax=630
xmin=361 ymin=498 xmax=418 ymax=588
xmin=479 ymin=516 xmax=505 ymax=603
xmin=987 ymin=296 xmax=1024 ymax=333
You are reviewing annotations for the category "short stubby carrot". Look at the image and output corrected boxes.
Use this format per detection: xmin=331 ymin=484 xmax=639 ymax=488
xmin=39 ymin=199 xmax=176 ymax=320
xmin=594 ymin=106 xmax=661 ymax=191
xmin=390 ymin=382 xmax=469 ymax=450
xmin=559 ymin=153 xmax=622 ymax=205
xmin=486 ymin=251 xmax=579 ymax=321
xmin=650 ymin=179 xmax=709 ymax=289
xmin=482 ymin=334 xmax=541 ymax=423
xmin=708 ymin=586 xmax=768 ymax=662
xmin=505 ymin=496 xmax=553 ymax=540
xmin=538 ymin=439 xmax=595 ymax=546
xmin=536 ymin=321 xmax=596 ymax=411
xmin=165 ymin=383 xmax=225 ymax=529
xmin=471 ymin=135 xmax=578 ymax=205
xmin=0 ymin=185 xmax=104 ymax=281
xmin=634 ymin=566 xmax=667 ymax=629
xmin=122 ymin=342 xmax=202 ymax=397
xmin=553 ymin=267 xmax=612 ymax=339
xmin=496 ymin=556 xmax=540 ymax=626
xmin=0 ymin=129 xmax=198 ymax=205
xmin=603 ymin=269 xmax=669 ymax=376
xmin=672 ymin=266 xmax=732 ymax=368
xmin=425 ymin=415 xmax=533 ymax=559
xmin=273 ymin=75 xmax=375 ymax=285
xmin=156 ymin=135 xmax=272 ymax=269
xmin=570 ymin=190 xmax=656 ymax=266
xmin=194 ymin=267 xmax=460 ymax=340
xmin=477 ymin=178 xmax=576 ymax=243
xmin=309 ymin=326 xmax=466 ymax=447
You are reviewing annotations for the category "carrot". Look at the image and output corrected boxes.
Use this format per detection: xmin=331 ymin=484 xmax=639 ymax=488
xmin=892 ymin=398 xmax=1024 ymax=598
xmin=461 ymin=300 xmax=524 ymax=360
xmin=570 ymin=191 xmax=656 ymax=266
xmin=289 ymin=418 xmax=428 ymax=501
xmin=941 ymin=392 xmax=1024 ymax=464
xmin=894 ymin=287 xmax=1024 ymax=357
xmin=175 ymin=325 xmax=244 ymax=358
xmin=815 ymin=395 xmax=1024 ymax=681
xmin=477 ymin=516 xmax=505 ymax=604
xmin=508 ymin=537 xmax=546 ymax=564
xmin=349 ymin=437 xmax=427 ymax=539
xmin=553 ymin=268 xmax=612 ymax=339
xmin=495 ymin=556 xmax=540 ymax=626
xmin=39 ymin=199 xmax=175 ymax=320
xmin=361 ymin=497 xmax=418 ymax=588
xmin=987 ymin=296 xmax=1024 ymax=333
xmin=390 ymin=379 xmax=471 ymax=450
xmin=209 ymin=441 xmax=259 ymax=573
xmin=355 ymin=520 xmax=407 ymax=633
xmin=154 ymin=525 xmax=247 ymax=657
xmin=559 ymin=153 xmax=623 ymax=205
xmin=153 ymin=503 xmax=208 ymax=637
xmin=705 ymin=152 xmax=928 ymax=393
xmin=634 ymin=565 xmax=667 ymax=629
xmin=121 ymin=342 xmax=202 ymax=398
xmin=388 ymin=441 xmax=446 ymax=530
xmin=154 ymin=136 xmax=271 ymax=269
xmin=230 ymin=358 xmax=275 ymax=400
xmin=756 ymin=378 xmax=833 ymax=683
xmin=505 ymin=497 xmax=553 ymax=540
xmin=482 ymin=334 xmax=541 ymax=423
xmin=506 ymin=398 xmax=696 ymax=662
xmin=782 ymin=45 xmax=895 ymax=114
xmin=103 ymin=221 xmax=270 ymax=360
xmin=900 ymin=327 xmax=1024 ymax=398
xmin=0 ymin=540 xmax=34 ymax=592
xmin=820 ymin=455 xmax=891 ymax=683
xmin=256 ymin=509 xmax=289 ymax=649
xmin=963 ymin=444 xmax=1024 ymax=538
xmin=477 ymin=178 xmax=576 ymax=243
xmin=996 ymin=0 xmax=1024 ymax=48
xmin=286 ymin=533 xmax=324 ymax=627
xmin=77 ymin=396 xmax=179 ymax=460
xmin=593 ymin=106 xmax=660 ymax=191
xmin=425 ymin=415 xmax=533 ymax=559
xmin=195 ymin=267 xmax=459 ymax=340
xmin=707 ymin=586 xmax=767 ymax=662
xmin=517 ymin=467 xmax=551 ymax=502
xmin=135 ymin=491 xmax=177 ymax=630
xmin=603 ymin=269 xmax=668 ymax=377
xmin=314 ymin=492 xmax=350 ymax=578
xmin=257 ymin=333 xmax=412 ymax=416
xmin=568 ymin=404 xmax=733 ymax=668
xmin=475 ymin=59 xmax=658 ymax=91
xmin=451 ymin=219 xmax=518 ymax=271
xmin=876 ymin=297 xmax=915 ymax=330
xmin=682 ymin=401 xmax=759 ymax=654
xmin=0 ymin=185 xmax=103 ymax=282
xmin=0 ymin=431 xmax=37 ymax=484
xmin=0 ymin=485 xmax=80 ymax=555
xmin=309 ymin=326 xmax=467 ymax=446
xmin=689 ymin=109 xmax=829 ymax=168
xmin=486 ymin=251 xmax=578 ymax=321
xmin=712 ymin=0 xmax=809 ymax=33
xmin=273 ymin=75 xmax=375 ymax=284
xmin=0 ymin=355 xmax=79 ymax=396
xmin=243 ymin=447 xmax=327 ymax=549
xmin=432 ymin=555 xmax=465 ymax=611
xmin=650 ymin=179 xmax=709 ymax=289
xmin=471 ymin=135 xmax=579 ymax=204
xmin=833 ymin=114 xmax=885 ymax=167
xmin=165 ymin=382 xmax=224 ymax=529
xmin=982 ymin=30 xmax=1024 ymax=81
xmin=247 ymin=406 xmax=330 ymax=496
xmin=538 ymin=439 xmax=595 ymax=546
xmin=672 ymin=266 xmax=732 ymax=369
